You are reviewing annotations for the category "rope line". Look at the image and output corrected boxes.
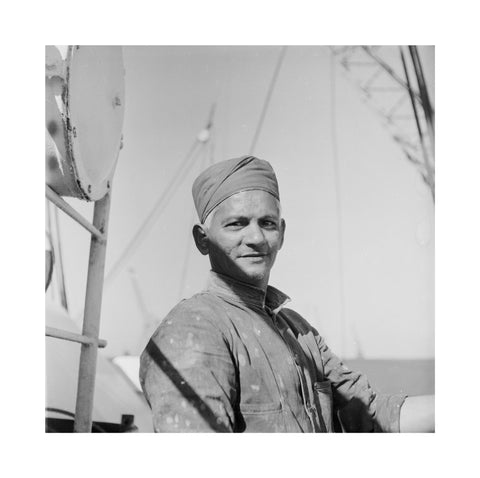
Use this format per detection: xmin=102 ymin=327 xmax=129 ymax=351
xmin=177 ymin=146 xmax=211 ymax=300
xmin=104 ymin=139 xmax=203 ymax=287
xmin=329 ymin=51 xmax=347 ymax=359
xmin=249 ymin=46 xmax=287 ymax=155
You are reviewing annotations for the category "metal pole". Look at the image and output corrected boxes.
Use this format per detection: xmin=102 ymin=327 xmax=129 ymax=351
xmin=73 ymin=191 xmax=111 ymax=432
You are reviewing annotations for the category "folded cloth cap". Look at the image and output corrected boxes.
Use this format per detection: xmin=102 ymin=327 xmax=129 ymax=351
xmin=192 ymin=155 xmax=280 ymax=223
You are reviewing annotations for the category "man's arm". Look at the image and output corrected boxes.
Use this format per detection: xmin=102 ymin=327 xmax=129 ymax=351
xmin=399 ymin=395 xmax=435 ymax=432
xmin=315 ymin=334 xmax=406 ymax=432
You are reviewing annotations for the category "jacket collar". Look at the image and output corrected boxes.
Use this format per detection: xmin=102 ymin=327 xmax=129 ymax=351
xmin=206 ymin=270 xmax=290 ymax=314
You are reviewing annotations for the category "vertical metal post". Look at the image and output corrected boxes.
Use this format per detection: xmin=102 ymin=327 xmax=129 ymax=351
xmin=408 ymin=46 xmax=435 ymax=157
xmin=399 ymin=47 xmax=435 ymax=201
xmin=73 ymin=191 xmax=111 ymax=432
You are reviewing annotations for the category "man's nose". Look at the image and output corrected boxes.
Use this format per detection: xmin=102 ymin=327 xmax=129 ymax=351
xmin=244 ymin=223 xmax=266 ymax=246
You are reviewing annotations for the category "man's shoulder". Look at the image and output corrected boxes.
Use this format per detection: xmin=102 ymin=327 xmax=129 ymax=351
xmin=168 ymin=292 xmax=225 ymax=318
xmin=152 ymin=292 xmax=231 ymax=334
xmin=142 ymin=293 xmax=231 ymax=360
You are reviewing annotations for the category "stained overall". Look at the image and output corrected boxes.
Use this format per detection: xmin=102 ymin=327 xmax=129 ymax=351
xmin=140 ymin=272 xmax=405 ymax=432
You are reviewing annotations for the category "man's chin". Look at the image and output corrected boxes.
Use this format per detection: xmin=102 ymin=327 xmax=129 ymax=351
xmin=237 ymin=267 xmax=269 ymax=287
xmin=214 ymin=262 xmax=270 ymax=288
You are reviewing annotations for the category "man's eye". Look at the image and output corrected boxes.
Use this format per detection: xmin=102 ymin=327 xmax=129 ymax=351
xmin=226 ymin=221 xmax=243 ymax=227
xmin=262 ymin=221 xmax=277 ymax=228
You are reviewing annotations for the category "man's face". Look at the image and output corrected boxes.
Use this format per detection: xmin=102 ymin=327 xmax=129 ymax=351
xmin=202 ymin=190 xmax=285 ymax=290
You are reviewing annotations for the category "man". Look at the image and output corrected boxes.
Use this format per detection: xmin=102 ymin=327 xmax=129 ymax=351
xmin=140 ymin=155 xmax=434 ymax=432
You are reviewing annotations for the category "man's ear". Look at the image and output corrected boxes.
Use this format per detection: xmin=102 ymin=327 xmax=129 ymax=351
xmin=279 ymin=219 xmax=286 ymax=250
xmin=192 ymin=224 xmax=209 ymax=255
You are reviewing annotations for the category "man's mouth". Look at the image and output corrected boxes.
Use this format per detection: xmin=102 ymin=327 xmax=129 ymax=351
xmin=240 ymin=253 xmax=269 ymax=263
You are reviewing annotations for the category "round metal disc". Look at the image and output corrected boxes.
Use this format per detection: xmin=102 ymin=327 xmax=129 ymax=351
xmin=66 ymin=46 xmax=125 ymax=200
xmin=46 ymin=46 xmax=125 ymax=201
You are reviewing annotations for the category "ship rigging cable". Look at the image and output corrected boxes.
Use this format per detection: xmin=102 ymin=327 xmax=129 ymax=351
xmin=249 ymin=46 xmax=287 ymax=155
xmin=104 ymin=105 xmax=217 ymax=288
xmin=177 ymin=146 xmax=212 ymax=300
xmin=329 ymin=51 xmax=348 ymax=359
xmin=104 ymin=139 xmax=204 ymax=288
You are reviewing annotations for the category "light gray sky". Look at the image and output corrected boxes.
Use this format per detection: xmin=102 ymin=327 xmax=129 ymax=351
xmin=48 ymin=46 xmax=434 ymax=360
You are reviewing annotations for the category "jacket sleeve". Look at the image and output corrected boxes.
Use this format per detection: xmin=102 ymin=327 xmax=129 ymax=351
xmin=139 ymin=300 xmax=238 ymax=432
xmin=317 ymin=335 xmax=406 ymax=432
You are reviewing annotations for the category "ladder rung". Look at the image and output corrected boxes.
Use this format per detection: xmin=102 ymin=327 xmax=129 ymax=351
xmin=45 ymin=185 xmax=106 ymax=241
xmin=46 ymin=326 xmax=107 ymax=348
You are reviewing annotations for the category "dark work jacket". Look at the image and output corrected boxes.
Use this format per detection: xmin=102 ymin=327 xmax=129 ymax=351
xmin=140 ymin=271 xmax=406 ymax=432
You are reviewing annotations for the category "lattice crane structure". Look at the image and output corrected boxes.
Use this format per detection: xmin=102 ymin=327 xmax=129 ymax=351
xmin=330 ymin=46 xmax=435 ymax=201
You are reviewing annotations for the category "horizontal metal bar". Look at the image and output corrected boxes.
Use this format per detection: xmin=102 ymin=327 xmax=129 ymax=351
xmin=45 ymin=186 xmax=105 ymax=241
xmin=46 ymin=326 xmax=107 ymax=348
